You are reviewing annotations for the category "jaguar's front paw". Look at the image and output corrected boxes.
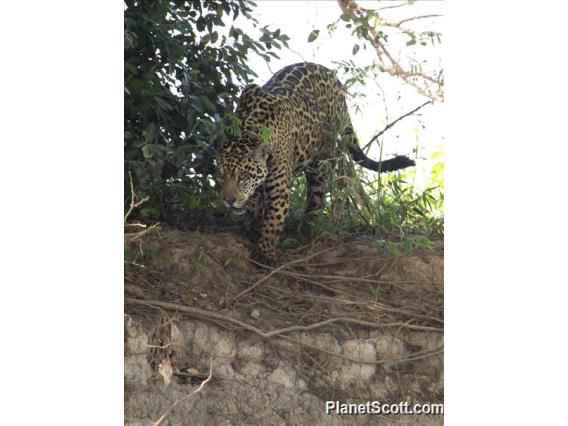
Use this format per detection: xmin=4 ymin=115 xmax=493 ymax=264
xmin=253 ymin=251 xmax=276 ymax=268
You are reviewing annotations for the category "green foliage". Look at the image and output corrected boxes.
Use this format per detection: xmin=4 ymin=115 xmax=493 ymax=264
xmin=286 ymin=106 xmax=443 ymax=244
xmin=191 ymin=246 xmax=208 ymax=268
xmin=124 ymin=0 xmax=289 ymax=219
xmin=288 ymin=154 xmax=443 ymax=243
xmin=142 ymin=242 xmax=159 ymax=260
xmin=375 ymin=235 xmax=435 ymax=257
xmin=124 ymin=239 xmax=161 ymax=264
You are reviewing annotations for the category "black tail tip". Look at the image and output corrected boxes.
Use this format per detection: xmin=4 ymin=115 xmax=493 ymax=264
xmin=390 ymin=155 xmax=415 ymax=169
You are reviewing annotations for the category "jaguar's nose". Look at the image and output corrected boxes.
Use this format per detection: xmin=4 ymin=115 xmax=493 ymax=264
xmin=224 ymin=196 xmax=236 ymax=206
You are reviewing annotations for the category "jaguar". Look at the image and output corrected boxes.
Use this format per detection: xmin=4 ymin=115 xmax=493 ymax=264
xmin=217 ymin=62 xmax=414 ymax=265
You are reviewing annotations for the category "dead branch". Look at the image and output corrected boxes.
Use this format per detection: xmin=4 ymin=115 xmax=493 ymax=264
xmin=124 ymin=171 xmax=149 ymax=223
xmin=262 ymin=268 xmax=442 ymax=323
xmin=396 ymin=14 xmax=442 ymax=26
xmin=152 ymin=357 xmax=213 ymax=426
xmin=230 ymin=246 xmax=339 ymax=303
xmin=124 ymin=170 xmax=159 ymax=244
xmin=376 ymin=1 xmax=411 ymax=12
xmin=124 ymin=222 xmax=159 ymax=243
xmin=362 ymin=100 xmax=432 ymax=151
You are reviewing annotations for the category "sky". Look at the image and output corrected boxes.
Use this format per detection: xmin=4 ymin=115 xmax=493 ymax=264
xmin=240 ymin=0 xmax=444 ymax=190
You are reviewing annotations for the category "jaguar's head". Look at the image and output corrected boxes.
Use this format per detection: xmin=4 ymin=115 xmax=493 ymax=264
xmin=216 ymin=140 xmax=271 ymax=215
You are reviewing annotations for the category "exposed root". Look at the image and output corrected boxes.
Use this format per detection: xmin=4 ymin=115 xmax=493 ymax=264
xmin=127 ymin=297 xmax=442 ymax=367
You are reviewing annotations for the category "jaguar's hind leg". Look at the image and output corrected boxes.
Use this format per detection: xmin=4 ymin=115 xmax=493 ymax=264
xmin=305 ymin=162 xmax=326 ymax=214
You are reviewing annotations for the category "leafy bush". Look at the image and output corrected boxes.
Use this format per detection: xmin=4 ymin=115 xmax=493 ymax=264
xmin=124 ymin=0 xmax=288 ymax=219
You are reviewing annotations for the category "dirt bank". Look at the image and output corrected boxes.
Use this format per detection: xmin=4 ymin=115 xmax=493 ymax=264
xmin=125 ymin=228 xmax=443 ymax=425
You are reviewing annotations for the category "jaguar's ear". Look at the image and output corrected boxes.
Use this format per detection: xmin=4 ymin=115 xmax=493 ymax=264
xmin=254 ymin=143 xmax=272 ymax=162
xmin=239 ymin=84 xmax=262 ymax=102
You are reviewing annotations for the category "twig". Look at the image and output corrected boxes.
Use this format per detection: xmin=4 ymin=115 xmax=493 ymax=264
xmin=124 ymin=171 xmax=149 ymax=224
xmin=124 ymin=222 xmax=159 ymax=243
xmin=262 ymin=269 xmax=443 ymax=324
xmin=362 ymin=100 xmax=432 ymax=151
xmin=231 ymin=246 xmax=338 ymax=303
xmin=125 ymin=260 xmax=146 ymax=269
xmin=152 ymin=357 xmax=213 ymax=426
xmin=375 ymin=1 xmax=410 ymax=12
xmin=396 ymin=15 xmax=442 ymax=26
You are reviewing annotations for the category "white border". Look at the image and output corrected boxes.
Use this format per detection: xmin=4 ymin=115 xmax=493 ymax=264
xmin=1 ymin=1 xmax=567 ymax=424
xmin=0 ymin=1 xmax=123 ymax=424
xmin=447 ymin=1 xmax=567 ymax=424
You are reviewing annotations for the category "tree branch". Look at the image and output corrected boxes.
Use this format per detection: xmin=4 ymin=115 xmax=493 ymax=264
xmin=363 ymin=100 xmax=431 ymax=151
xmin=396 ymin=14 xmax=442 ymax=26
xmin=337 ymin=0 xmax=444 ymax=102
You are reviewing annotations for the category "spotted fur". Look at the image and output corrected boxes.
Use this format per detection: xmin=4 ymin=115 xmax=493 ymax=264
xmin=217 ymin=62 xmax=414 ymax=264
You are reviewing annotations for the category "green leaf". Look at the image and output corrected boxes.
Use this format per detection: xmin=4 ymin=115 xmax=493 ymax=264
xmin=281 ymin=237 xmax=298 ymax=249
xmin=260 ymin=126 xmax=272 ymax=144
xmin=144 ymin=122 xmax=156 ymax=143
xmin=141 ymin=145 xmax=153 ymax=159
xmin=307 ymin=29 xmax=320 ymax=43
xmin=352 ymin=44 xmax=359 ymax=55
xmin=199 ymin=96 xmax=215 ymax=113
xmin=196 ymin=16 xmax=206 ymax=32
xmin=340 ymin=14 xmax=351 ymax=22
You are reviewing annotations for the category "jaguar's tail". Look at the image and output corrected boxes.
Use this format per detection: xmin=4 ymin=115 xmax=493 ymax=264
xmin=346 ymin=125 xmax=415 ymax=173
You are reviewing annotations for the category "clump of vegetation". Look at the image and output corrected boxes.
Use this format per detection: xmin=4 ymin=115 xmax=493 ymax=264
xmin=288 ymin=127 xmax=443 ymax=247
xmin=124 ymin=0 xmax=289 ymax=219
xmin=124 ymin=0 xmax=443 ymax=245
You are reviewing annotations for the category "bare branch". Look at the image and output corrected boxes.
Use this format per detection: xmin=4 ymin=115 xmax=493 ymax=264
xmin=124 ymin=171 xmax=149 ymax=223
xmin=363 ymin=100 xmax=431 ymax=151
xmin=375 ymin=1 xmax=410 ymax=12
xmin=124 ymin=171 xmax=159 ymax=243
xmin=230 ymin=246 xmax=339 ymax=304
xmin=396 ymin=14 xmax=442 ymax=26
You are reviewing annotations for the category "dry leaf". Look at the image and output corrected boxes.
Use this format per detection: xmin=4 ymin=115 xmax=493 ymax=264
xmin=250 ymin=309 xmax=260 ymax=319
xmin=186 ymin=367 xmax=200 ymax=376
xmin=158 ymin=358 xmax=173 ymax=387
